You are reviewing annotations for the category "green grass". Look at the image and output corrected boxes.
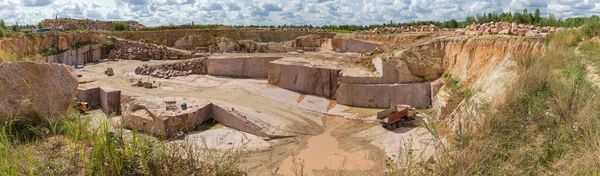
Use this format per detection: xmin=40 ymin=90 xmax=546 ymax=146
xmin=0 ymin=108 xmax=247 ymax=175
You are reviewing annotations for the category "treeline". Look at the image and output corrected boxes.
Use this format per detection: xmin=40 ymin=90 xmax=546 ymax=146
xmin=232 ymin=9 xmax=598 ymax=31
xmin=139 ymin=23 xmax=226 ymax=31
xmin=0 ymin=19 xmax=35 ymax=32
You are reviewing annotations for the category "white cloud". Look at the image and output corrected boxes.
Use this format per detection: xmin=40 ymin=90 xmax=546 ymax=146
xmin=0 ymin=0 xmax=598 ymax=26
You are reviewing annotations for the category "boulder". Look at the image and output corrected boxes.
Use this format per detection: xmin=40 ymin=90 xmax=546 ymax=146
xmin=498 ymin=29 xmax=511 ymax=35
xmin=0 ymin=62 xmax=78 ymax=119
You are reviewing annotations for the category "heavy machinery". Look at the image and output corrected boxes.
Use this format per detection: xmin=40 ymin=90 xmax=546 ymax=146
xmin=377 ymin=105 xmax=417 ymax=130
xmin=72 ymin=98 xmax=90 ymax=114
xmin=105 ymin=67 xmax=114 ymax=76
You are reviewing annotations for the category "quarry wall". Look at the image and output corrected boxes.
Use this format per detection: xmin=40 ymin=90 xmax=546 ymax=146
xmin=208 ymin=56 xmax=281 ymax=78
xmin=0 ymin=32 xmax=105 ymax=55
xmin=336 ymin=83 xmax=432 ymax=108
xmin=268 ymin=58 xmax=342 ymax=98
xmin=107 ymin=30 xmax=336 ymax=47
xmin=390 ymin=35 xmax=546 ymax=121
xmin=45 ymin=44 xmax=109 ymax=66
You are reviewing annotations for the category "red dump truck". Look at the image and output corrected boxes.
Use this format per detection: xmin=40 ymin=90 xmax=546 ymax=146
xmin=377 ymin=105 xmax=417 ymax=130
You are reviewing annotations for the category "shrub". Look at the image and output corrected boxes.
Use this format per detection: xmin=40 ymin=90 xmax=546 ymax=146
xmin=0 ymin=28 xmax=4 ymax=38
xmin=113 ymin=23 xmax=130 ymax=31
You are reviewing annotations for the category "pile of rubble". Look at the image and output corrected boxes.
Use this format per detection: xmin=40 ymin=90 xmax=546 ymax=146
xmin=464 ymin=22 xmax=566 ymax=37
xmin=250 ymin=28 xmax=330 ymax=32
xmin=40 ymin=18 xmax=145 ymax=31
xmin=134 ymin=58 xmax=207 ymax=79
xmin=109 ymin=40 xmax=191 ymax=60
xmin=354 ymin=25 xmax=444 ymax=34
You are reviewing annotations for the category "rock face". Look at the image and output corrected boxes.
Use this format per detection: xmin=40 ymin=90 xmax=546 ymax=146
xmin=44 ymin=44 xmax=107 ymax=66
xmin=340 ymin=58 xmax=423 ymax=84
xmin=108 ymin=39 xmax=191 ymax=60
xmin=336 ymin=83 xmax=432 ymax=108
xmin=208 ymin=56 xmax=281 ymax=78
xmin=0 ymin=32 xmax=105 ymax=56
xmin=0 ymin=62 xmax=78 ymax=119
xmin=321 ymin=38 xmax=381 ymax=53
xmin=268 ymin=58 xmax=342 ymax=98
xmin=135 ymin=58 xmax=208 ymax=78
xmin=391 ymin=35 xmax=545 ymax=121
xmin=110 ymin=30 xmax=336 ymax=47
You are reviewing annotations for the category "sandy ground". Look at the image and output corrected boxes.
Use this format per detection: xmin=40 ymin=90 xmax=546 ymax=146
xmin=77 ymin=56 xmax=438 ymax=176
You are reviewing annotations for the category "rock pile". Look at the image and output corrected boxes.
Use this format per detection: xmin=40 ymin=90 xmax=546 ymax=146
xmin=40 ymin=18 xmax=145 ymax=31
xmin=251 ymin=28 xmax=330 ymax=32
xmin=355 ymin=25 xmax=441 ymax=34
xmin=134 ymin=58 xmax=207 ymax=79
xmin=465 ymin=22 xmax=566 ymax=37
xmin=0 ymin=62 xmax=78 ymax=120
xmin=109 ymin=40 xmax=191 ymax=60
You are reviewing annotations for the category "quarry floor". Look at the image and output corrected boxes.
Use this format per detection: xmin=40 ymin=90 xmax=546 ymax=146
xmin=77 ymin=58 xmax=438 ymax=176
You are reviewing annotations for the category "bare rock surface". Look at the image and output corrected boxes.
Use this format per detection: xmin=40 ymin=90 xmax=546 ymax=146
xmin=208 ymin=56 xmax=281 ymax=78
xmin=268 ymin=58 xmax=342 ymax=98
xmin=0 ymin=62 xmax=78 ymax=119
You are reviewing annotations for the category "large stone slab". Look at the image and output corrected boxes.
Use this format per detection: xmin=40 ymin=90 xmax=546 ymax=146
xmin=268 ymin=58 xmax=342 ymax=98
xmin=336 ymin=83 xmax=432 ymax=108
xmin=208 ymin=56 xmax=281 ymax=78
xmin=0 ymin=62 xmax=78 ymax=119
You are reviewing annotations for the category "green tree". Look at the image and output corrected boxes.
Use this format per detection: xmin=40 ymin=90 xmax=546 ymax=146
xmin=82 ymin=22 xmax=87 ymax=29
xmin=0 ymin=28 xmax=5 ymax=38
xmin=534 ymin=9 xmax=541 ymax=24
xmin=112 ymin=23 xmax=130 ymax=31
xmin=448 ymin=19 xmax=459 ymax=28
xmin=38 ymin=23 xmax=43 ymax=29
xmin=12 ymin=22 xmax=18 ymax=32
xmin=0 ymin=19 xmax=5 ymax=29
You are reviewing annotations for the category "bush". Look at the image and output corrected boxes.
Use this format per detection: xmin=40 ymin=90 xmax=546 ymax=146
xmin=113 ymin=23 xmax=130 ymax=31
xmin=0 ymin=28 xmax=4 ymax=38
xmin=579 ymin=15 xmax=600 ymax=39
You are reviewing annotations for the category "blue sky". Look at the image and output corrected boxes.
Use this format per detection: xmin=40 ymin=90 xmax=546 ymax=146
xmin=1 ymin=0 xmax=599 ymax=26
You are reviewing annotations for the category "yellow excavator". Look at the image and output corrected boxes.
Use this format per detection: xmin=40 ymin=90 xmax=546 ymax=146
xmin=73 ymin=98 xmax=90 ymax=114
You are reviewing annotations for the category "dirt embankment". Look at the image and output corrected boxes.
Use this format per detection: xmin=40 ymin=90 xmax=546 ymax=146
xmin=0 ymin=32 xmax=105 ymax=55
xmin=396 ymin=36 xmax=545 ymax=127
xmin=105 ymin=30 xmax=336 ymax=47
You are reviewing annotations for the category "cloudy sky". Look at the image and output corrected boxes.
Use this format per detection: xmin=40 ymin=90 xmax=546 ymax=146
xmin=1 ymin=0 xmax=599 ymax=26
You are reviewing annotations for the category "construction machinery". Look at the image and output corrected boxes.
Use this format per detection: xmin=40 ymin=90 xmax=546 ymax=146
xmin=73 ymin=98 xmax=90 ymax=114
xmin=105 ymin=67 xmax=114 ymax=76
xmin=377 ymin=105 xmax=417 ymax=130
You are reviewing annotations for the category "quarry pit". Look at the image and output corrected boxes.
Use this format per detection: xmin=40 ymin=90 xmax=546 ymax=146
xmin=0 ymin=28 xmax=545 ymax=175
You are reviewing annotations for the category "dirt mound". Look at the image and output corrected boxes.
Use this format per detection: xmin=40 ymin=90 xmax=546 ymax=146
xmin=0 ymin=62 xmax=78 ymax=119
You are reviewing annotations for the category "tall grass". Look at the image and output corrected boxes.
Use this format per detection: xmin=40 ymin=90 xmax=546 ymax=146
xmin=394 ymin=29 xmax=600 ymax=175
xmin=0 ymin=108 xmax=247 ymax=175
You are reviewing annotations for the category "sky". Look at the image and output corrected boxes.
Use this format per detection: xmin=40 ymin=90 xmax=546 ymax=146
xmin=1 ymin=0 xmax=599 ymax=26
